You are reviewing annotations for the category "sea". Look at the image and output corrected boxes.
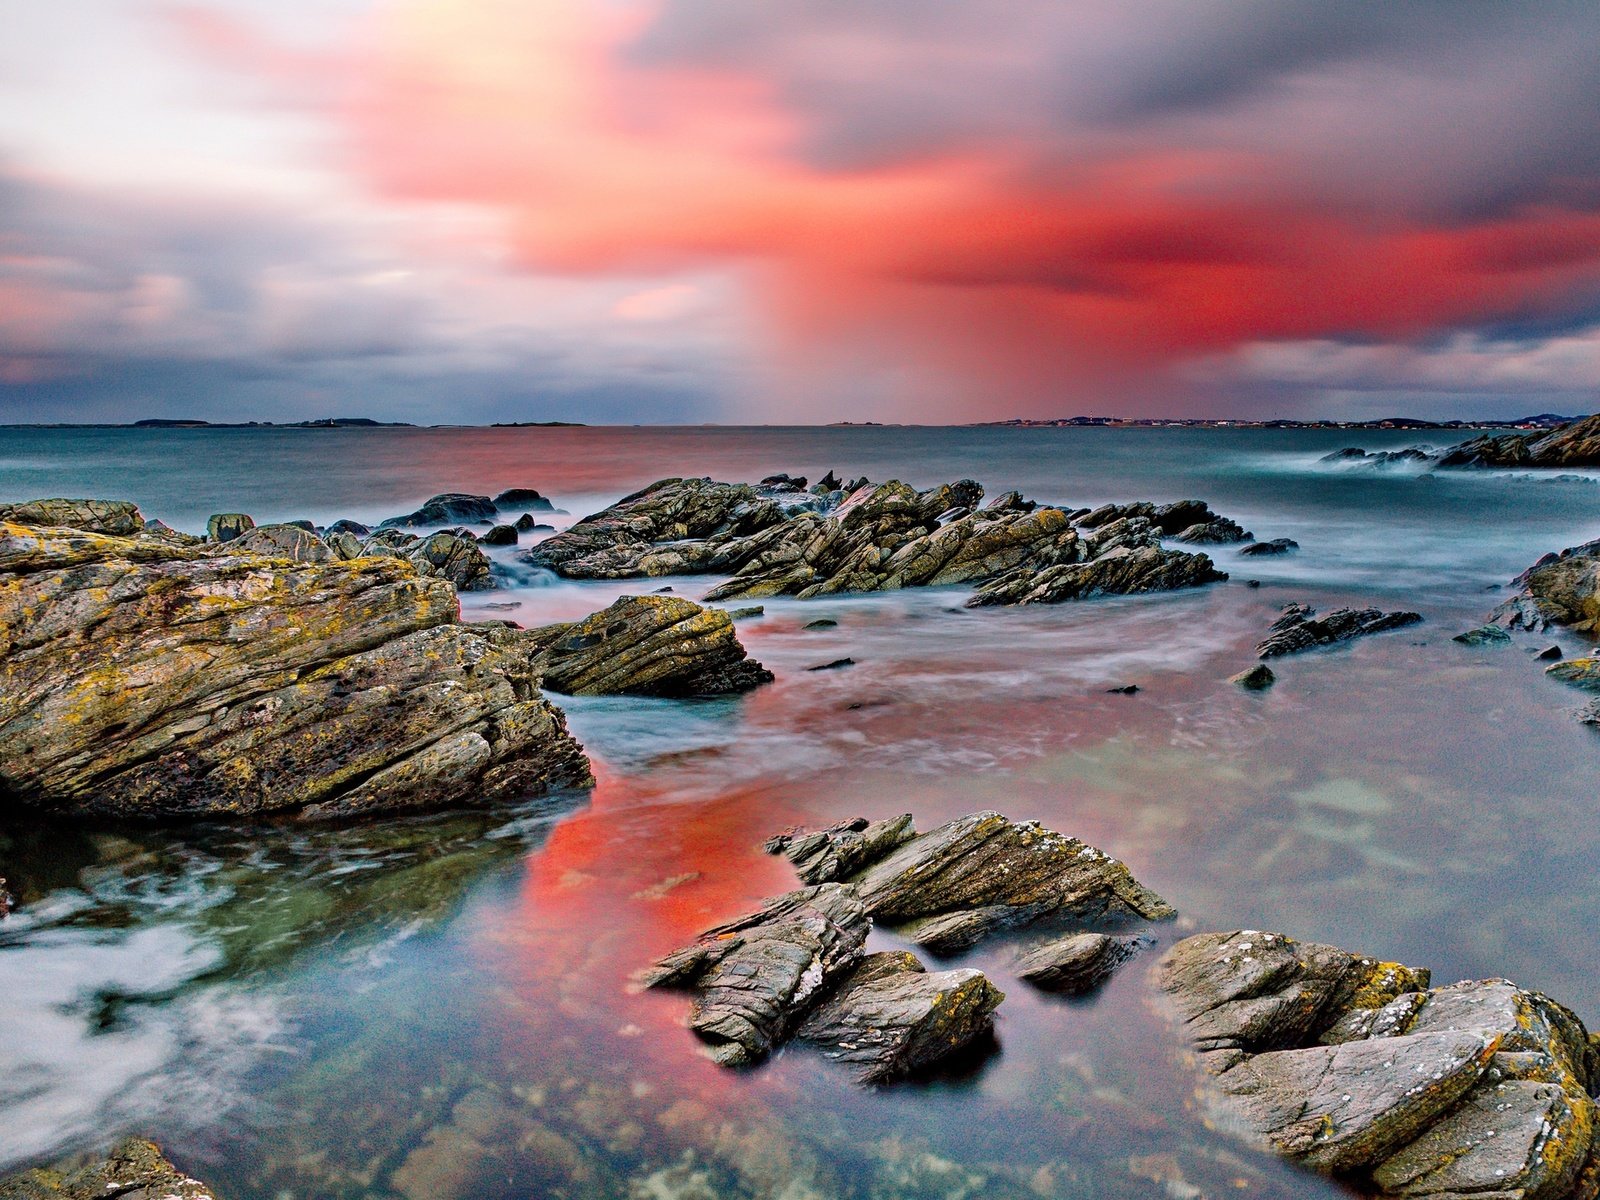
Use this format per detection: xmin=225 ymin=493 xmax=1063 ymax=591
xmin=2 ymin=423 xmax=1598 ymax=1199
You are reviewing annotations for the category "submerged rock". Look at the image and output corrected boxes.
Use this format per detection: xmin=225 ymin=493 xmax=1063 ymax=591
xmin=0 ymin=498 xmax=144 ymax=536
xmin=1239 ymin=538 xmax=1300 ymax=557
xmin=0 ymin=520 xmax=591 ymax=819
xmin=1256 ymin=603 xmax=1422 ymax=658
xmin=1159 ymin=930 xmax=1600 ymax=1200
xmin=1230 ymin=664 xmax=1277 ymax=689
xmin=381 ymin=492 xmax=498 ymax=528
xmin=0 ymin=1137 xmax=219 ymax=1200
xmin=1452 ymin=624 xmax=1512 ymax=646
xmin=1014 ymin=931 xmax=1151 ymax=994
xmin=493 ymin=486 xmax=555 ymax=511
xmin=526 ymin=594 xmax=773 ymax=697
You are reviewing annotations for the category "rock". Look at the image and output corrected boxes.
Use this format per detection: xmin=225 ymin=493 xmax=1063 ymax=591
xmin=0 ymin=1137 xmax=219 ymax=1200
xmin=1175 ymin=518 xmax=1254 ymax=544
xmin=1545 ymin=657 xmax=1600 ymax=689
xmin=1492 ymin=552 xmax=1600 ymax=636
xmin=326 ymin=518 xmax=371 ymax=538
xmin=0 ymin=498 xmax=144 ymax=536
xmin=794 ymin=950 xmax=1003 ymax=1083
xmin=1014 ymin=931 xmax=1151 ymax=994
xmin=815 ymin=470 xmax=841 ymax=491
xmin=807 ymin=658 xmax=855 ymax=672
xmin=380 ymin=492 xmax=498 ymax=528
xmin=1106 ymin=684 xmax=1139 ymax=695
xmin=1229 ymin=664 xmax=1277 ymax=689
xmin=1441 ymin=413 xmax=1600 ymax=469
xmin=526 ymin=595 xmax=773 ymax=697
xmin=206 ymin=511 xmax=255 ymax=542
xmin=493 ymin=487 xmax=555 ymax=511
xmin=1537 ymin=644 xmax=1565 ymax=660
xmin=1321 ymin=447 xmax=1371 ymax=463
xmin=728 ymin=606 xmax=764 ymax=620
xmin=1077 ymin=499 xmax=1225 ymax=536
xmin=228 ymin=522 xmax=334 ymax=563
xmin=765 ymin=815 xmax=917 ymax=885
xmin=0 ymin=520 xmax=591 ymax=818
xmin=325 ymin=530 xmax=364 ymax=560
xmin=760 ymin=472 xmax=807 ymax=489
xmin=0 ymin=876 xmax=10 ymax=918
xmin=514 ymin=513 xmax=539 ymax=532
xmin=1239 ymin=538 xmax=1300 ymax=557
xmin=1256 ymin=603 xmax=1422 ymax=658
xmin=968 ymin=544 xmax=1225 ymax=606
xmin=1158 ymin=930 xmax=1600 ymax=1200
xmin=406 ymin=530 xmax=495 ymax=591
xmin=1451 ymin=624 xmax=1512 ymax=646
xmin=804 ymin=618 xmax=837 ymax=630
xmin=639 ymin=883 xmax=872 ymax=1066
xmin=481 ymin=524 xmax=519 ymax=546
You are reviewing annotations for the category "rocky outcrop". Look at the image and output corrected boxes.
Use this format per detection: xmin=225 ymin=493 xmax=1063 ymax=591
xmin=524 ymin=476 xmax=1235 ymax=607
xmin=381 ymin=492 xmax=498 ymax=528
xmin=1015 ymin=931 xmax=1151 ymax=994
xmin=1256 ymin=603 xmax=1422 ymax=658
xmin=1239 ymin=538 xmax=1299 ymax=557
xmin=229 ymin=523 xmax=334 ymax=563
xmin=0 ymin=1137 xmax=219 ymax=1200
xmin=0 ymin=498 xmax=144 ymax=536
xmin=1175 ymin=517 xmax=1254 ymax=544
xmin=525 ymin=595 xmax=773 ymax=697
xmin=1492 ymin=548 xmax=1600 ymax=635
xmin=0 ymin=519 xmax=590 ymax=819
xmin=1159 ymin=930 xmax=1600 ymax=1200
xmin=1452 ymin=624 xmax=1511 ymax=646
xmin=492 ymin=487 xmax=555 ymax=511
xmin=352 ymin=528 xmax=495 ymax=591
xmin=481 ymin=524 xmax=518 ymax=546
xmin=764 ymin=815 xmax=916 ymax=885
xmin=1440 ymin=413 xmax=1600 ymax=469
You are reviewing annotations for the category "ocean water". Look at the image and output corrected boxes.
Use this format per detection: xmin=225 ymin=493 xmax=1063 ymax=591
xmin=3 ymin=425 xmax=1600 ymax=1199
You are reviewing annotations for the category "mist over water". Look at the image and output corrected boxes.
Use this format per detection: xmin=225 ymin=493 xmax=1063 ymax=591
xmin=2 ymin=425 xmax=1598 ymax=1198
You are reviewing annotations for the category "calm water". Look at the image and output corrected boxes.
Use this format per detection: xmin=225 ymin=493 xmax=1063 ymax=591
xmin=3 ymin=425 xmax=1600 ymax=1199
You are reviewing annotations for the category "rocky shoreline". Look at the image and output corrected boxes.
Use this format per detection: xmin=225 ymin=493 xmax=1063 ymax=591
xmin=1323 ymin=412 xmax=1600 ymax=473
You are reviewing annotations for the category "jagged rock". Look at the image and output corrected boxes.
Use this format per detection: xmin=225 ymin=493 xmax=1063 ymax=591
xmin=513 ymin=513 xmax=539 ymax=532
xmin=0 ymin=1137 xmax=219 ymax=1200
xmin=1321 ymin=447 xmax=1371 ymax=463
xmin=1546 ymin=658 xmax=1600 ymax=689
xmin=1077 ymin=499 xmax=1223 ymax=535
xmin=526 ymin=595 xmax=772 ymax=697
xmin=381 ymin=492 xmax=498 ymax=528
xmin=1106 ymin=684 xmax=1140 ymax=695
xmin=1014 ymin=931 xmax=1151 ymax=994
xmin=765 ymin=815 xmax=917 ymax=885
xmin=1441 ymin=413 xmax=1600 ymax=469
xmin=493 ymin=487 xmax=555 ymax=511
xmin=0 ymin=875 xmax=11 ymax=918
xmin=325 ymin=530 xmax=364 ymax=559
xmin=967 ymin=544 xmax=1225 ymax=606
xmin=1452 ymin=624 xmax=1511 ymax=646
xmin=326 ymin=518 xmax=371 ymax=538
xmin=406 ymin=531 xmax=495 ymax=591
xmin=1175 ymin=517 xmax=1253 ymax=544
xmin=794 ymin=950 xmax=1003 ymax=1083
xmin=1492 ymin=551 xmax=1600 ymax=636
xmin=1159 ymin=930 xmax=1600 ymax=1200
xmin=1239 ymin=538 xmax=1300 ymax=557
xmin=815 ymin=470 xmax=841 ymax=492
xmin=639 ymin=882 xmax=871 ymax=1066
xmin=228 ymin=522 xmax=334 ymax=563
xmin=481 ymin=524 xmax=519 ymax=546
xmin=1256 ymin=603 xmax=1422 ymax=658
xmin=206 ymin=511 xmax=254 ymax=542
xmin=1537 ymin=644 xmax=1565 ymax=660
xmin=0 ymin=520 xmax=591 ymax=819
xmin=807 ymin=658 xmax=855 ymax=671
xmin=0 ymin=498 xmax=143 ymax=536
xmin=1230 ymin=664 xmax=1277 ymax=689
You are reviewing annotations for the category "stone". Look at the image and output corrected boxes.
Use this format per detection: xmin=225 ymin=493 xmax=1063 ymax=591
xmin=326 ymin=518 xmax=371 ymax=538
xmin=1452 ymin=624 xmax=1512 ymax=646
xmin=514 ymin=513 xmax=539 ymax=532
xmin=1106 ymin=684 xmax=1139 ymax=694
xmin=0 ymin=1137 xmax=218 ymax=1200
xmin=1240 ymin=538 xmax=1300 ymax=557
xmin=228 ymin=522 xmax=335 ymax=563
xmin=1537 ymin=644 xmax=1565 ymax=660
xmin=1440 ymin=413 xmax=1600 ymax=469
xmin=380 ymin=492 xmax=498 ymax=528
xmin=968 ymin=544 xmax=1225 ymax=606
xmin=794 ymin=951 xmax=1004 ymax=1083
xmin=325 ymin=530 xmax=364 ymax=560
xmin=526 ymin=595 xmax=773 ymax=697
xmin=765 ymin=815 xmax=917 ymax=885
xmin=206 ymin=511 xmax=255 ymax=542
xmin=804 ymin=618 xmax=837 ymax=629
xmin=1174 ymin=518 xmax=1253 ymax=544
xmin=0 ymin=520 xmax=591 ymax=819
xmin=1545 ymin=657 xmax=1600 ymax=689
xmin=1256 ymin=603 xmax=1422 ymax=658
xmin=0 ymin=498 xmax=143 ymax=536
xmin=1159 ymin=931 xmax=1600 ymax=1200
xmin=1014 ymin=931 xmax=1151 ymax=994
xmin=807 ymin=658 xmax=855 ymax=672
xmin=405 ymin=530 xmax=495 ymax=591
xmin=1230 ymin=664 xmax=1276 ymax=689
xmin=728 ymin=606 xmax=765 ymax=620
xmin=481 ymin=523 xmax=519 ymax=546
xmin=1492 ymin=553 xmax=1600 ymax=636
xmin=493 ymin=487 xmax=555 ymax=511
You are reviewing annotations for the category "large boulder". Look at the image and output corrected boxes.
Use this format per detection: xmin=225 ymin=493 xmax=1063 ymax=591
xmin=492 ymin=487 xmax=555 ymax=512
xmin=0 ymin=520 xmax=591 ymax=819
xmin=380 ymin=492 xmax=498 ymax=528
xmin=1256 ymin=603 xmax=1422 ymax=658
xmin=0 ymin=498 xmax=143 ymax=536
xmin=406 ymin=530 xmax=495 ymax=592
xmin=0 ymin=1138 xmax=218 ymax=1200
xmin=1159 ymin=931 xmax=1600 ymax=1200
xmin=526 ymin=595 xmax=773 ymax=697
xmin=206 ymin=512 xmax=254 ymax=542
xmin=1492 ymin=555 xmax=1600 ymax=636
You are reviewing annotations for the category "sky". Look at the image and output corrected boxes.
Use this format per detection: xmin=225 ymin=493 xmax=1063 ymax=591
xmin=3 ymin=1 xmax=1600 ymax=425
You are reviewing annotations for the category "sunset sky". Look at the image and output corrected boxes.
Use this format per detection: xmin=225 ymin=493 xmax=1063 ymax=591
xmin=4 ymin=1 xmax=1600 ymax=424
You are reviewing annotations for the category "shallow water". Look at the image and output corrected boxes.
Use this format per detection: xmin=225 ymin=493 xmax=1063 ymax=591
xmin=3 ymin=425 xmax=1599 ymax=1198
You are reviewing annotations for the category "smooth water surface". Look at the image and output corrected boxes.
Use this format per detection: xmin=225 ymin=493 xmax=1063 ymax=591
xmin=3 ymin=425 xmax=1598 ymax=1199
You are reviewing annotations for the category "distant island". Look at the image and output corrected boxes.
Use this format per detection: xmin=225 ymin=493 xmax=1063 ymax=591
xmin=973 ymin=413 xmax=1576 ymax=431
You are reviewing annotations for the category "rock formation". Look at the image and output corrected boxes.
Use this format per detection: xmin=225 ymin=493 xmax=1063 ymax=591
xmin=1159 ymin=930 xmax=1600 ymax=1200
xmin=0 ymin=498 xmax=144 ymax=536
xmin=1440 ymin=413 xmax=1600 ymax=469
xmin=1015 ymin=931 xmax=1152 ymax=994
xmin=1256 ymin=603 xmax=1422 ymax=658
xmin=381 ymin=492 xmax=499 ymax=528
xmin=0 ymin=1138 xmax=220 ymax=1200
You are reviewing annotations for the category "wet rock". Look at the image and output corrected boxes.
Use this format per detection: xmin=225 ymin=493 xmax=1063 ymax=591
xmin=1321 ymin=447 xmax=1371 ymax=463
xmin=1105 ymin=684 xmax=1139 ymax=695
xmin=968 ymin=544 xmax=1225 ymax=606
xmin=1014 ymin=931 xmax=1151 ymax=994
xmin=1452 ymin=624 xmax=1511 ymax=646
xmin=765 ymin=815 xmax=917 ymax=885
xmin=1537 ymin=644 xmax=1565 ymax=660
xmin=326 ymin=518 xmax=371 ymax=538
xmin=206 ymin=511 xmax=254 ymax=542
xmin=0 ymin=875 xmax=10 ymax=917
xmin=1239 ymin=538 xmax=1300 ymax=557
xmin=1077 ymin=500 xmax=1224 ymax=536
xmin=728 ymin=606 xmax=764 ymax=620
xmin=1256 ymin=603 xmax=1422 ymax=658
xmin=406 ymin=530 xmax=495 ymax=591
xmin=807 ymin=658 xmax=855 ymax=671
xmin=514 ymin=513 xmax=539 ymax=532
xmin=1491 ymin=551 xmax=1600 ymax=636
xmin=1545 ymin=657 xmax=1600 ymax=689
xmin=1175 ymin=517 xmax=1253 ymax=544
xmin=1159 ymin=930 xmax=1600 ymax=1199
xmin=0 ymin=498 xmax=143 ymax=536
xmin=0 ymin=520 xmax=591 ymax=819
xmin=325 ymin=530 xmax=364 ymax=560
xmin=1230 ymin=664 xmax=1276 ymax=689
xmin=381 ymin=492 xmax=498 ymax=528
xmin=804 ymin=618 xmax=837 ymax=630
xmin=0 ymin=1137 xmax=218 ymax=1199
xmin=527 ymin=595 xmax=773 ymax=697
xmin=794 ymin=951 xmax=1004 ymax=1083
xmin=1441 ymin=413 xmax=1600 ymax=469
xmin=815 ymin=470 xmax=841 ymax=492
xmin=481 ymin=523 xmax=519 ymax=546
xmin=493 ymin=487 xmax=555 ymax=511
xmin=228 ymin=522 xmax=335 ymax=563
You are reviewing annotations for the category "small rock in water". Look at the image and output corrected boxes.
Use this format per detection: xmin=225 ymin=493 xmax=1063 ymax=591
xmin=481 ymin=601 xmax=523 ymax=611
xmin=1229 ymin=664 xmax=1276 ymax=689
xmin=480 ymin=523 xmax=519 ymax=546
xmin=653 ymin=585 xmax=674 ymax=593
xmin=514 ymin=512 xmax=539 ymax=532
xmin=1256 ymin=603 xmax=1422 ymax=658
xmin=1106 ymin=684 xmax=1140 ymax=695
xmin=1536 ymin=644 xmax=1564 ymax=660
xmin=728 ymin=606 xmax=765 ymax=620
xmin=1014 ymin=931 xmax=1152 ymax=994
xmin=1246 ymin=579 xmax=1262 ymax=587
xmin=808 ymin=657 xmax=856 ymax=671
xmin=493 ymin=487 xmax=555 ymax=512
xmin=804 ymin=618 xmax=838 ymax=629
xmin=1451 ymin=624 xmax=1511 ymax=646
xmin=1239 ymin=538 xmax=1300 ymax=557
